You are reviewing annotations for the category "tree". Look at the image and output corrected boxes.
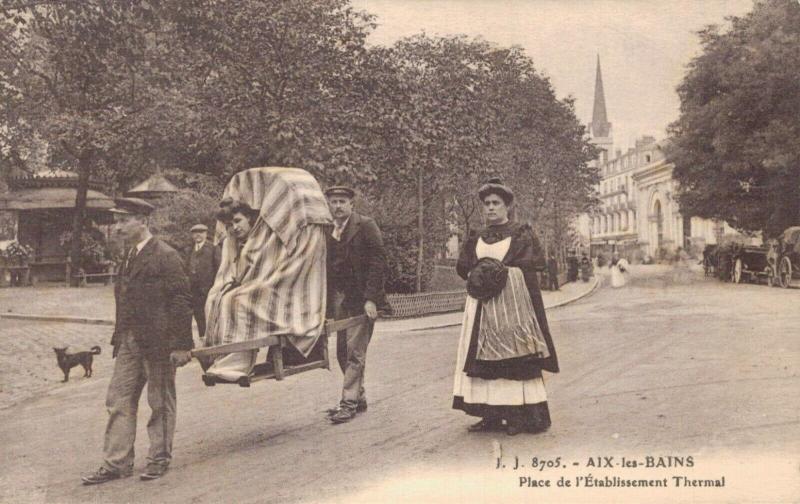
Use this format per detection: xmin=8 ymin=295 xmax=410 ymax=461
xmin=668 ymin=0 xmax=800 ymax=237
xmin=2 ymin=2 xmax=599 ymax=292
xmin=166 ymin=0 xmax=375 ymax=181
xmin=1 ymin=1 xmax=184 ymax=284
xmin=0 ymin=15 xmax=42 ymax=181
xmin=149 ymin=189 xmax=220 ymax=253
xmin=355 ymin=37 xmax=597 ymax=291
xmin=384 ymin=36 xmax=497 ymax=291
xmin=479 ymin=47 xmax=598 ymax=257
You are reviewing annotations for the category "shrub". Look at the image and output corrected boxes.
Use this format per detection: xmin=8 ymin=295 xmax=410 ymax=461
xmin=149 ymin=189 xmax=220 ymax=253
xmin=1 ymin=240 xmax=34 ymax=261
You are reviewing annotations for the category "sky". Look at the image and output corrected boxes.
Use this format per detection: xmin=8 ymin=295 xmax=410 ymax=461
xmin=354 ymin=0 xmax=754 ymax=152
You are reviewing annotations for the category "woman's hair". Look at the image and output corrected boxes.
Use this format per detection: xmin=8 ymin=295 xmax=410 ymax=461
xmin=477 ymin=177 xmax=514 ymax=205
xmin=215 ymin=197 xmax=259 ymax=225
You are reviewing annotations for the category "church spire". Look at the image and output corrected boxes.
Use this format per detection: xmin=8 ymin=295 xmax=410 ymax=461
xmin=589 ymin=54 xmax=611 ymax=139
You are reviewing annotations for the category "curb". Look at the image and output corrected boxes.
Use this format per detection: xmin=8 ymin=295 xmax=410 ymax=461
xmin=408 ymin=276 xmax=601 ymax=332
xmin=0 ymin=277 xmax=601 ymax=331
xmin=0 ymin=313 xmax=114 ymax=326
xmin=546 ymin=275 xmax=601 ymax=309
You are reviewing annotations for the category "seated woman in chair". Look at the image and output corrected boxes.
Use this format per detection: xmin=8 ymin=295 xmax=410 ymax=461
xmin=201 ymin=167 xmax=333 ymax=382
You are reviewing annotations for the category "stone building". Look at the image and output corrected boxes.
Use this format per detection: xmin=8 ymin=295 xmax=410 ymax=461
xmin=579 ymin=57 xmax=737 ymax=261
xmin=588 ymin=137 xmax=732 ymax=260
xmin=587 ymin=55 xmax=613 ymax=165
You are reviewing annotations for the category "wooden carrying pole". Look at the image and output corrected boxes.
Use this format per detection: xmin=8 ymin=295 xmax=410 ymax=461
xmin=190 ymin=314 xmax=369 ymax=359
xmin=192 ymin=314 xmax=369 ymax=387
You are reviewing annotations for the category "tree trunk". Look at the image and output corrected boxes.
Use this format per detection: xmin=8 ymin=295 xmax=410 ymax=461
xmin=415 ymin=162 xmax=424 ymax=293
xmin=554 ymin=198 xmax=561 ymax=257
xmin=68 ymin=154 xmax=92 ymax=287
xmin=456 ymin=195 xmax=473 ymax=243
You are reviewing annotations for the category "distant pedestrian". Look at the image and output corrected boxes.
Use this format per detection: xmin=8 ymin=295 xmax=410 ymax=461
xmin=580 ymin=254 xmax=592 ymax=282
xmin=453 ymin=178 xmax=558 ymax=436
xmin=81 ymin=198 xmax=193 ymax=485
xmin=547 ymin=254 xmax=560 ymax=291
xmin=671 ymin=246 xmax=692 ymax=284
xmin=567 ymin=253 xmax=579 ymax=282
xmin=609 ymin=253 xmax=629 ymax=288
xmin=324 ymin=185 xmax=387 ymax=424
xmin=186 ymin=223 xmax=220 ymax=340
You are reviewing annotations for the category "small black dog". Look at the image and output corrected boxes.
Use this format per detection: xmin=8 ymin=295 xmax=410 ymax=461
xmin=53 ymin=346 xmax=101 ymax=382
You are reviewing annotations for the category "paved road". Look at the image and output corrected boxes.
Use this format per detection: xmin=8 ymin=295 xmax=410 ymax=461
xmin=1 ymin=267 xmax=798 ymax=503
xmin=0 ymin=278 xmax=596 ymax=410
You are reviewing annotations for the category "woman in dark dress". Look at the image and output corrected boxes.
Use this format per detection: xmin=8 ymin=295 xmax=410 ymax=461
xmin=452 ymin=179 xmax=559 ymax=435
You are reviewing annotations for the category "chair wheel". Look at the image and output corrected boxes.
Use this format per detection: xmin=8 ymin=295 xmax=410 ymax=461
xmin=202 ymin=374 xmax=216 ymax=387
xmin=237 ymin=376 xmax=251 ymax=388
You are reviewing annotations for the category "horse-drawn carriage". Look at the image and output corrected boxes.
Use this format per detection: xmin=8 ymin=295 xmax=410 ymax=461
xmin=773 ymin=226 xmax=800 ymax=288
xmin=729 ymin=227 xmax=800 ymax=288
xmin=730 ymin=244 xmax=775 ymax=286
xmin=702 ymin=226 xmax=800 ymax=288
xmin=703 ymin=241 xmax=768 ymax=284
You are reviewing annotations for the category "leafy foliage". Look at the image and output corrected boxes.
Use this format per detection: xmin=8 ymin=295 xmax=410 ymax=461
xmin=0 ymin=240 xmax=33 ymax=260
xmin=2 ymin=1 xmax=599 ymax=291
xmin=2 ymin=1 xmax=193 ymax=284
xmin=164 ymin=0 xmax=376 ymax=180
xmin=668 ymin=0 xmax=800 ymax=237
xmin=149 ymin=189 xmax=220 ymax=254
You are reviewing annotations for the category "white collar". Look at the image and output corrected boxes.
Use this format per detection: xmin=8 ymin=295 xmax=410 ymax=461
xmin=332 ymin=216 xmax=350 ymax=241
xmin=135 ymin=235 xmax=152 ymax=253
xmin=335 ymin=216 xmax=350 ymax=229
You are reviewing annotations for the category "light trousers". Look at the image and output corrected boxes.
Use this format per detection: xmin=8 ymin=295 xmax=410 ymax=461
xmin=333 ymin=292 xmax=375 ymax=410
xmin=102 ymin=332 xmax=176 ymax=473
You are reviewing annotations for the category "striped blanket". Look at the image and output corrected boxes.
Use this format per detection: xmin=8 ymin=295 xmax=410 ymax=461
xmin=202 ymin=168 xmax=332 ymax=379
xmin=476 ymin=267 xmax=549 ymax=361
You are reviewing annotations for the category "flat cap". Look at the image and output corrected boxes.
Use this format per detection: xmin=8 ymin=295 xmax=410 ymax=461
xmin=190 ymin=224 xmax=208 ymax=232
xmin=324 ymin=185 xmax=355 ymax=199
xmin=109 ymin=197 xmax=155 ymax=216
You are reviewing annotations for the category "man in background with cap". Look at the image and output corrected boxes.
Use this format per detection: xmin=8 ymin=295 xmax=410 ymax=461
xmin=187 ymin=223 xmax=220 ymax=340
xmin=324 ymin=185 xmax=387 ymax=424
xmin=82 ymin=197 xmax=193 ymax=485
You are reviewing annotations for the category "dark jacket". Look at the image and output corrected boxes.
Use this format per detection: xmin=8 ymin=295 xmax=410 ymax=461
xmin=112 ymin=237 xmax=193 ymax=358
xmin=326 ymin=212 xmax=387 ymax=314
xmin=547 ymin=257 xmax=558 ymax=276
xmin=187 ymin=241 xmax=221 ymax=296
xmin=457 ymin=222 xmax=558 ymax=375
